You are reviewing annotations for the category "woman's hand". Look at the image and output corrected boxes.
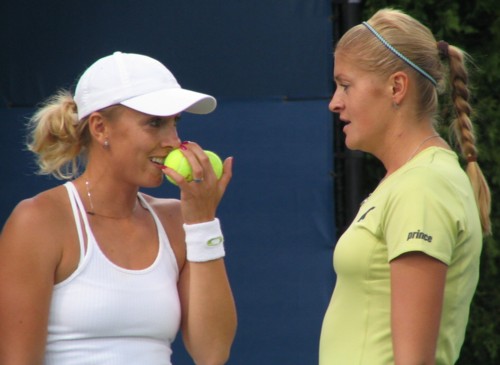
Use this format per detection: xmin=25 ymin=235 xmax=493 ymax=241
xmin=162 ymin=141 xmax=233 ymax=224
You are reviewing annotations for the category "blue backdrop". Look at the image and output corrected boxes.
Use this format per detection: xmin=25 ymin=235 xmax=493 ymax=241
xmin=1 ymin=1 xmax=336 ymax=364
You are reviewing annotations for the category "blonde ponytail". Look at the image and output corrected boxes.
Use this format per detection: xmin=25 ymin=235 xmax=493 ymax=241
xmin=27 ymin=90 xmax=90 ymax=180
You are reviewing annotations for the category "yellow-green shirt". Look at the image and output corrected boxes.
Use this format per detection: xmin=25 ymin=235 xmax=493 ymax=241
xmin=319 ymin=147 xmax=482 ymax=365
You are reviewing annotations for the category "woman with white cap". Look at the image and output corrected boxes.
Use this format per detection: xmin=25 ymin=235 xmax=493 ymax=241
xmin=0 ymin=52 xmax=237 ymax=364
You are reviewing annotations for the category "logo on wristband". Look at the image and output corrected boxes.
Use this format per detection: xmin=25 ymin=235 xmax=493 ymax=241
xmin=207 ymin=236 xmax=224 ymax=246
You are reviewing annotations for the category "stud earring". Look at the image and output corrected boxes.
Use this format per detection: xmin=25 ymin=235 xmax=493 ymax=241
xmin=104 ymin=139 xmax=110 ymax=148
xmin=392 ymin=102 xmax=400 ymax=109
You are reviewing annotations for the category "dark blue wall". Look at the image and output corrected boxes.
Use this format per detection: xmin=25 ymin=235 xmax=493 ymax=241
xmin=1 ymin=1 xmax=336 ymax=364
xmin=1 ymin=0 xmax=333 ymax=105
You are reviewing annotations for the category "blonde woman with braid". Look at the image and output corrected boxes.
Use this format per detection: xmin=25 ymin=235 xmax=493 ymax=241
xmin=320 ymin=8 xmax=490 ymax=365
xmin=0 ymin=52 xmax=236 ymax=364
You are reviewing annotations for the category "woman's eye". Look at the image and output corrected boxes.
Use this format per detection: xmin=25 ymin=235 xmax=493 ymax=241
xmin=334 ymin=82 xmax=349 ymax=93
xmin=148 ymin=116 xmax=180 ymax=128
xmin=149 ymin=117 xmax=163 ymax=127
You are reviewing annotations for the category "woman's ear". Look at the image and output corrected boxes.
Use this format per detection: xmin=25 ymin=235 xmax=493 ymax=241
xmin=390 ymin=71 xmax=409 ymax=106
xmin=87 ymin=112 xmax=109 ymax=146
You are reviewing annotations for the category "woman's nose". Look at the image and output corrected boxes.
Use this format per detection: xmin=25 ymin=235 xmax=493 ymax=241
xmin=160 ymin=127 xmax=181 ymax=148
xmin=328 ymin=92 xmax=342 ymax=113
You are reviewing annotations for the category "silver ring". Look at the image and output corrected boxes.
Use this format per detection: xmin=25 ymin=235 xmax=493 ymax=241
xmin=193 ymin=178 xmax=204 ymax=183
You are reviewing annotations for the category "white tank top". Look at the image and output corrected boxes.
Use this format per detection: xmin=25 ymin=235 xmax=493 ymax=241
xmin=44 ymin=182 xmax=181 ymax=365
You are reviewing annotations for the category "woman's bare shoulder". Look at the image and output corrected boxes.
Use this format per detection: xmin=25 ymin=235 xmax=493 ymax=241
xmin=1 ymin=185 xmax=71 ymax=256
xmin=140 ymin=193 xmax=182 ymax=219
xmin=139 ymin=193 xmax=186 ymax=267
xmin=9 ymin=185 xmax=68 ymax=222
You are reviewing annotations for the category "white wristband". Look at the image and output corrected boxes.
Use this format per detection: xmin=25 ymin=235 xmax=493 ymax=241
xmin=183 ymin=218 xmax=225 ymax=262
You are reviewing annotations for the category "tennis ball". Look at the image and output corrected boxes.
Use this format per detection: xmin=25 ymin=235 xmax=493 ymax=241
xmin=163 ymin=149 xmax=223 ymax=185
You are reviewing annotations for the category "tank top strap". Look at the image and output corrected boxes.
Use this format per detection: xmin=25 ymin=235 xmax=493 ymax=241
xmin=137 ymin=194 xmax=179 ymax=279
xmin=64 ymin=181 xmax=92 ymax=264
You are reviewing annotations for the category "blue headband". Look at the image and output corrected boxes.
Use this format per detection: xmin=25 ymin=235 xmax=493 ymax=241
xmin=362 ymin=21 xmax=437 ymax=86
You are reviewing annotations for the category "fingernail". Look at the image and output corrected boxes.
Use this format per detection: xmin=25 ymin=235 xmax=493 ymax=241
xmin=181 ymin=141 xmax=189 ymax=145
xmin=180 ymin=144 xmax=187 ymax=151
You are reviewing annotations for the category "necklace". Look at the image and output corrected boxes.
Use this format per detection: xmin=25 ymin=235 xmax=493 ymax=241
xmin=407 ymin=134 xmax=440 ymax=162
xmin=85 ymin=178 xmax=138 ymax=219
xmin=361 ymin=134 xmax=440 ymax=207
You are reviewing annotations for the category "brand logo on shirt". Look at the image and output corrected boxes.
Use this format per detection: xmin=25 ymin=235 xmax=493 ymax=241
xmin=407 ymin=230 xmax=433 ymax=243
xmin=358 ymin=206 xmax=375 ymax=222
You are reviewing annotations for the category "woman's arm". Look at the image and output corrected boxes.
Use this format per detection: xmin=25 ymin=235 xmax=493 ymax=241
xmin=391 ymin=252 xmax=448 ymax=365
xmin=162 ymin=144 xmax=237 ymax=364
xmin=0 ymin=197 xmax=62 ymax=365
xmin=178 ymin=258 xmax=237 ymax=365
xmin=154 ymin=199 xmax=237 ymax=365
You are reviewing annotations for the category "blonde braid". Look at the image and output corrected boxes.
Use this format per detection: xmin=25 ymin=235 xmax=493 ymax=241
xmin=447 ymin=44 xmax=491 ymax=235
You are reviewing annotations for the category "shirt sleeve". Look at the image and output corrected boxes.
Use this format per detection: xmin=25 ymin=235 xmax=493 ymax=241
xmin=382 ymin=167 xmax=461 ymax=265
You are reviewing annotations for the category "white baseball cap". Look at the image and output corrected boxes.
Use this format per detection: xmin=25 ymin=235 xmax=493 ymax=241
xmin=74 ymin=51 xmax=216 ymax=121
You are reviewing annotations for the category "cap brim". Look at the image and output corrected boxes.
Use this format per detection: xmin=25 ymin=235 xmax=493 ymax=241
xmin=120 ymin=88 xmax=216 ymax=116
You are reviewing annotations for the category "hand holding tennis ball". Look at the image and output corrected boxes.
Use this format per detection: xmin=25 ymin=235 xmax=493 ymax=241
xmin=163 ymin=149 xmax=223 ymax=185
